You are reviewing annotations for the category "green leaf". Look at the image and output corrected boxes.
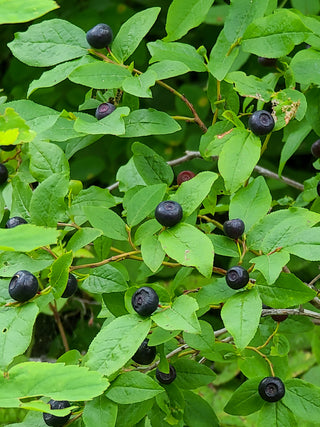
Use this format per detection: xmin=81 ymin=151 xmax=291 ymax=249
xmin=164 ymin=0 xmax=214 ymax=42
xmin=225 ymin=71 xmax=273 ymax=102
xmin=173 ymin=358 xmax=216 ymax=389
xmin=29 ymin=140 xmax=69 ymax=182
xmin=123 ymin=109 xmax=181 ymax=138
xmin=19 ymin=399 xmax=74 ymax=415
xmin=0 ymin=225 xmax=59 ymax=252
xmin=127 ymin=184 xmax=167 ymax=227
xmin=112 ymin=7 xmax=161 ymax=62
xmin=183 ymin=320 xmax=216 ymax=359
xmin=0 ymin=251 xmax=53 ymax=277
xmin=84 ymin=206 xmax=128 ymax=241
xmin=66 ymin=228 xmax=102 ymax=254
xmin=49 ymin=251 xmax=73 ymax=299
xmin=256 ymin=272 xmax=316 ymax=308
xmin=147 ymin=327 xmax=180 ymax=346
xmin=134 ymin=219 xmax=162 ymax=246
xmin=85 ymin=314 xmax=151 ymax=376
xmin=149 ymin=60 xmax=190 ymax=80
xmin=229 ymin=177 xmax=272 ymax=232
xmin=106 ymin=371 xmax=164 ymax=404
xmin=207 ymin=235 xmax=239 ymax=257
xmin=0 ymin=0 xmax=59 ymax=24
xmin=285 ymin=227 xmax=320 ymax=261
xmin=247 ymin=207 xmax=320 ymax=253
xmin=183 ymin=390 xmax=219 ymax=427
xmin=0 ymin=362 xmax=109 ymax=407
xmin=257 ymin=401 xmax=297 ymax=427
xmin=0 ymin=305 xmax=39 ymax=370
xmin=195 ymin=277 xmax=237 ymax=308
xmin=152 ymin=294 xmax=201 ymax=334
xmin=218 ymin=129 xmax=261 ymax=193
xmin=208 ymin=29 xmax=239 ymax=81
xmin=291 ymin=48 xmax=320 ymax=86
xmin=158 ymin=223 xmax=214 ymax=277
xmin=250 ymin=251 xmax=290 ymax=284
xmin=148 ymin=40 xmax=206 ymax=72
xmin=171 ymin=171 xmax=218 ymax=217
xmin=122 ymin=70 xmax=157 ymax=98
xmin=8 ymin=19 xmax=88 ymax=67
xmin=132 ymin=142 xmax=174 ymax=186
xmin=283 ymin=378 xmax=320 ymax=423
xmin=83 ymin=396 xmax=118 ymax=427
xmin=0 ymin=108 xmax=36 ymax=146
xmin=141 ymin=235 xmax=165 ymax=273
xmin=74 ymin=107 xmax=130 ymax=136
xmin=10 ymin=176 xmax=33 ymax=219
xmin=221 ymin=289 xmax=262 ymax=350
xmin=27 ymin=56 xmax=94 ymax=97
xmin=224 ymin=378 xmax=263 ymax=415
xmin=272 ymin=89 xmax=307 ymax=130
xmin=242 ymin=10 xmax=310 ymax=57
xmin=29 ymin=174 xmax=68 ymax=227
xmin=200 ymin=121 xmax=234 ymax=158
xmin=69 ymin=62 xmax=131 ymax=89
xmin=81 ymin=264 xmax=128 ymax=294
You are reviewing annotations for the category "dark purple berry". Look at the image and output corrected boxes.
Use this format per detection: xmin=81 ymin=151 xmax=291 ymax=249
xmin=248 ymin=110 xmax=275 ymax=136
xmin=61 ymin=273 xmax=78 ymax=298
xmin=226 ymin=266 xmax=249 ymax=290
xmin=95 ymin=102 xmax=116 ymax=120
xmin=258 ymin=377 xmax=285 ymax=402
xmin=132 ymin=286 xmax=159 ymax=316
xmin=177 ymin=170 xmax=195 ymax=185
xmin=258 ymin=57 xmax=277 ymax=67
xmin=223 ymin=218 xmax=245 ymax=240
xmin=262 ymin=304 xmax=288 ymax=322
xmin=43 ymin=399 xmax=71 ymax=427
xmin=155 ymin=201 xmax=183 ymax=227
xmin=5 ymin=216 xmax=27 ymax=229
xmin=132 ymin=338 xmax=156 ymax=365
xmin=0 ymin=164 xmax=8 ymax=185
xmin=0 ymin=145 xmax=15 ymax=151
xmin=311 ymin=139 xmax=320 ymax=158
xmin=156 ymin=365 xmax=176 ymax=385
xmin=9 ymin=270 xmax=38 ymax=302
xmin=86 ymin=23 xmax=113 ymax=49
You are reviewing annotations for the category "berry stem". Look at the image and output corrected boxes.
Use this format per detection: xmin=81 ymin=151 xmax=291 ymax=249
xmin=256 ymin=323 xmax=279 ymax=350
xmin=260 ymin=132 xmax=273 ymax=156
xmin=246 ymin=346 xmax=275 ymax=377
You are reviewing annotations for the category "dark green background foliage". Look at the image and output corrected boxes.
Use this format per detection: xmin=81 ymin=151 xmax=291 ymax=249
xmin=1 ymin=0 xmax=320 ymax=425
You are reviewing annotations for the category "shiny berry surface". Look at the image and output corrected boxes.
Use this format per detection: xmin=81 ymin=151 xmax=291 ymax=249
xmin=9 ymin=270 xmax=39 ymax=302
xmin=43 ymin=399 xmax=71 ymax=426
xmin=223 ymin=218 xmax=245 ymax=240
xmin=155 ymin=201 xmax=183 ymax=227
xmin=5 ymin=216 xmax=27 ymax=229
xmin=132 ymin=338 xmax=156 ymax=364
xmin=226 ymin=266 xmax=249 ymax=290
xmin=0 ymin=164 xmax=8 ymax=185
xmin=61 ymin=273 xmax=78 ymax=298
xmin=156 ymin=365 xmax=176 ymax=384
xmin=311 ymin=139 xmax=320 ymax=158
xmin=248 ymin=110 xmax=275 ymax=136
xmin=177 ymin=170 xmax=195 ymax=185
xmin=95 ymin=102 xmax=116 ymax=120
xmin=86 ymin=23 xmax=113 ymax=48
xmin=132 ymin=286 xmax=159 ymax=316
xmin=258 ymin=377 xmax=285 ymax=402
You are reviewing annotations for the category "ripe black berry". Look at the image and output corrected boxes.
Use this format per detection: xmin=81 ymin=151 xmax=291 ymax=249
xmin=86 ymin=23 xmax=113 ymax=49
xmin=132 ymin=338 xmax=156 ymax=365
xmin=95 ymin=102 xmax=116 ymax=120
xmin=0 ymin=145 xmax=15 ymax=151
xmin=0 ymin=164 xmax=8 ymax=185
xmin=9 ymin=270 xmax=39 ymax=302
xmin=5 ymin=216 xmax=27 ymax=229
xmin=132 ymin=286 xmax=159 ymax=316
xmin=155 ymin=201 xmax=183 ymax=227
xmin=258 ymin=377 xmax=285 ymax=402
xmin=61 ymin=273 xmax=78 ymax=298
xmin=223 ymin=218 xmax=245 ymax=240
xmin=177 ymin=170 xmax=195 ymax=185
xmin=225 ymin=266 xmax=249 ymax=290
xmin=311 ymin=139 xmax=320 ymax=158
xmin=248 ymin=110 xmax=275 ymax=136
xmin=257 ymin=57 xmax=277 ymax=67
xmin=156 ymin=365 xmax=176 ymax=385
xmin=317 ymin=182 xmax=320 ymax=197
xmin=262 ymin=304 xmax=288 ymax=322
xmin=43 ymin=399 xmax=71 ymax=427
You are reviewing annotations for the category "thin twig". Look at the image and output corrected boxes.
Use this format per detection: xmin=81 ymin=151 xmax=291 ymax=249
xmin=70 ymin=250 xmax=141 ymax=271
xmin=49 ymin=302 xmax=70 ymax=352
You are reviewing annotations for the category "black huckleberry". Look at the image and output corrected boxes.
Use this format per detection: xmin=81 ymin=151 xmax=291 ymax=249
xmin=177 ymin=170 xmax=195 ymax=185
xmin=155 ymin=200 xmax=183 ymax=227
xmin=86 ymin=23 xmax=113 ymax=49
xmin=248 ymin=110 xmax=275 ymax=136
xmin=317 ymin=181 xmax=320 ymax=197
xmin=95 ymin=102 xmax=116 ymax=120
xmin=9 ymin=270 xmax=39 ymax=302
xmin=0 ymin=145 xmax=15 ymax=151
xmin=226 ymin=266 xmax=249 ymax=290
xmin=132 ymin=338 xmax=156 ymax=365
xmin=0 ymin=164 xmax=8 ymax=185
xmin=61 ymin=273 xmax=78 ymax=298
xmin=156 ymin=365 xmax=177 ymax=385
xmin=262 ymin=304 xmax=288 ymax=323
xmin=258 ymin=377 xmax=285 ymax=402
xmin=5 ymin=216 xmax=27 ymax=229
xmin=223 ymin=218 xmax=245 ymax=240
xmin=311 ymin=139 xmax=320 ymax=158
xmin=43 ymin=399 xmax=71 ymax=427
xmin=132 ymin=286 xmax=159 ymax=317
xmin=257 ymin=57 xmax=277 ymax=67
